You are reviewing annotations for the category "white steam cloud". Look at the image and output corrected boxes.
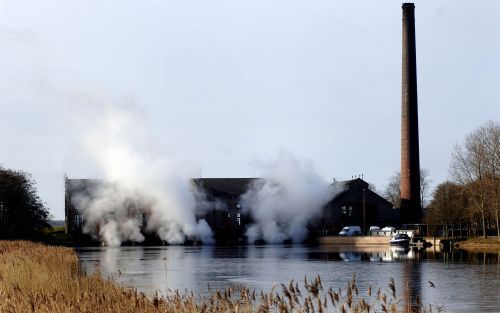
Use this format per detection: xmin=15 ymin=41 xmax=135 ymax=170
xmin=240 ymin=151 xmax=338 ymax=244
xmin=71 ymin=108 xmax=339 ymax=246
xmin=74 ymin=107 xmax=214 ymax=246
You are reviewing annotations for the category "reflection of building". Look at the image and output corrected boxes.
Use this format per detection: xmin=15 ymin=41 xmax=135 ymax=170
xmin=319 ymin=178 xmax=399 ymax=235
xmin=65 ymin=177 xmax=398 ymax=244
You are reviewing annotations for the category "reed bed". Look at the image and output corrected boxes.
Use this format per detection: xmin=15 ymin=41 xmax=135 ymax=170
xmin=0 ymin=241 xmax=443 ymax=313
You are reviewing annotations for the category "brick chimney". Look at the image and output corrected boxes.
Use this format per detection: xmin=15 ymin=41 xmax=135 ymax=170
xmin=400 ymin=3 xmax=421 ymax=223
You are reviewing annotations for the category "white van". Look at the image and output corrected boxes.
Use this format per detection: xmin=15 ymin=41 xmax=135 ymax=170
xmin=394 ymin=229 xmax=416 ymax=238
xmin=368 ymin=226 xmax=381 ymax=236
xmin=381 ymin=226 xmax=396 ymax=232
xmin=339 ymin=226 xmax=362 ymax=237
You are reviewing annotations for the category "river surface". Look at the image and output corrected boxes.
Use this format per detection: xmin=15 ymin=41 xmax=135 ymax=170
xmin=77 ymin=245 xmax=499 ymax=313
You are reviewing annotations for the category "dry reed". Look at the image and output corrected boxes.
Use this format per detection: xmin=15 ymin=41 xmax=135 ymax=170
xmin=0 ymin=241 xmax=444 ymax=313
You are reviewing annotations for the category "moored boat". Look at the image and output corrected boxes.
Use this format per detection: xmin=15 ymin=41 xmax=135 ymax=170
xmin=389 ymin=233 xmax=410 ymax=246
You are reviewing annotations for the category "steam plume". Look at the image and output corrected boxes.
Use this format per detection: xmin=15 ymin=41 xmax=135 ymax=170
xmin=240 ymin=151 xmax=337 ymax=244
xmin=73 ymin=107 xmax=214 ymax=246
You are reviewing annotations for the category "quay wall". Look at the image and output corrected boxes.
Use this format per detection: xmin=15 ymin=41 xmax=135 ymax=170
xmin=319 ymin=236 xmax=390 ymax=246
xmin=319 ymin=236 xmax=441 ymax=246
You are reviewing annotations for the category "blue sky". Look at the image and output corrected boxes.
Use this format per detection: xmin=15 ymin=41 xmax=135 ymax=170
xmin=1 ymin=0 xmax=499 ymax=219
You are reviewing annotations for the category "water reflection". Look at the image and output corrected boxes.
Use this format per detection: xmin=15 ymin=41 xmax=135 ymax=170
xmin=306 ymin=245 xmax=500 ymax=265
xmin=309 ymin=246 xmax=424 ymax=262
xmin=77 ymin=245 xmax=499 ymax=313
xmin=402 ymin=261 xmax=422 ymax=311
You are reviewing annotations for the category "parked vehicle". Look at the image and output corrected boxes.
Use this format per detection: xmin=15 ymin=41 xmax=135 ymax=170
xmin=369 ymin=226 xmax=396 ymax=237
xmin=368 ymin=226 xmax=382 ymax=236
xmin=394 ymin=229 xmax=416 ymax=238
xmin=389 ymin=233 xmax=410 ymax=245
xmin=339 ymin=226 xmax=362 ymax=237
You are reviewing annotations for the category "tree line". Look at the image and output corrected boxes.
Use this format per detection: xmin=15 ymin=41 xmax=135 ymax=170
xmin=1 ymin=121 xmax=498 ymax=241
xmin=383 ymin=120 xmax=499 ymax=238
xmin=429 ymin=121 xmax=499 ymax=238
xmin=0 ymin=167 xmax=52 ymax=239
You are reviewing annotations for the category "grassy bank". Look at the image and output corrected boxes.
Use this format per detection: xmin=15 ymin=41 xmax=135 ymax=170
xmin=454 ymin=237 xmax=500 ymax=250
xmin=0 ymin=241 xmax=174 ymax=312
xmin=0 ymin=241 xmax=442 ymax=313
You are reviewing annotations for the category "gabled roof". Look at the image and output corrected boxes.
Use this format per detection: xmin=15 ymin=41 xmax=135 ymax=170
xmin=330 ymin=178 xmax=392 ymax=206
xmin=65 ymin=178 xmax=103 ymax=193
xmin=192 ymin=178 xmax=260 ymax=197
xmin=65 ymin=177 xmax=260 ymax=197
xmin=331 ymin=178 xmax=369 ymax=189
xmin=64 ymin=177 xmax=392 ymax=206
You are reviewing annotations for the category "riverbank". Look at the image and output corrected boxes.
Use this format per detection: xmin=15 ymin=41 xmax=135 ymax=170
xmin=0 ymin=241 xmax=445 ymax=313
xmin=319 ymin=236 xmax=390 ymax=245
xmin=0 ymin=241 xmax=175 ymax=312
xmin=454 ymin=237 xmax=500 ymax=251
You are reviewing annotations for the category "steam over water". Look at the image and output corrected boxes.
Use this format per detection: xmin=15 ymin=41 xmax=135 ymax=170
xmin=73 ymin=108 xmax=336 ymax=246
xmin=241 ymin=151 xmax=339 ymax=243
xmin=73 ymin=108 xmax=215 ymax=246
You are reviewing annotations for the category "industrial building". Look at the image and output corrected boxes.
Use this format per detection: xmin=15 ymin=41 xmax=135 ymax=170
xmin=318 ymin=178 xmax=398 ymax=236
xmin=65 ymin=2 xmax=422 ymax=244
xmin=65 ymin=177 xmax=398 ymax=244
xmin=192 ymin=178 xmax=257 ymax=244
xmin=64 ymin=178 xmax=101 ymax=242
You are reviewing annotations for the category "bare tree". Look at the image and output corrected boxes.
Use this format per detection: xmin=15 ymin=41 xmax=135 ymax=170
xmin=420 ymin=169 xmax=432 ymax=209
xmin=383 ymin=169 xmax=432 ymax=209
xmin=450 ymin=120 xmax=499 ymax=238
xmin=483 ymin=121 xmax=500 ymax=239
xmin=428 ymin=181 xmax=467 ymax=237
xmin=383 ymin=172 xmax=401 ymax=208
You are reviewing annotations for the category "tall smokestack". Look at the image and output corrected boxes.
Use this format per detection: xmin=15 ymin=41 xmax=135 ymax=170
xmin=400 ymin=3 xmax=421 ymax=223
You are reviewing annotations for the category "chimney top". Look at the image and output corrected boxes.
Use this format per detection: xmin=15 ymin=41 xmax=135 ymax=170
xmin=402 ymin=3 xmax=415 ymax=9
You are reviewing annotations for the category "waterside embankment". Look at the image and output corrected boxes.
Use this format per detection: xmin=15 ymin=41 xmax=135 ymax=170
xmin=319 ymin=236 xmax=390 ymax=245
xmin=0 ymin=240 xmax=448 ymax=313
xmin=454 ymin=237 xmax=500 ymax=251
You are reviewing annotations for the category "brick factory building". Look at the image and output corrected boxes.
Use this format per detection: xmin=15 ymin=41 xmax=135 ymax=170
xmin=318 ymin=178 xmax=399 ymax=236
xmin=65 ymin=177 xmax=398 ymax=244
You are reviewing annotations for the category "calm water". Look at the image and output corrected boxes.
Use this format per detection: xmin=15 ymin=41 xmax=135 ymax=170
xmin=77 ymin=245 xmax=499 ymax=313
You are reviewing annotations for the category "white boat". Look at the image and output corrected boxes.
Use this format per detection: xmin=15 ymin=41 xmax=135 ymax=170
xmin=389 ymin=234 xmax=410 ymax=245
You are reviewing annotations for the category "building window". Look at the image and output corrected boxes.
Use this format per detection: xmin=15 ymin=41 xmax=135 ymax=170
xmin=342 ymin=206 xmax=347 ymax=215
xmin=0 ymin=202 xmax=4 ymax=227
xmin=75 ymin=214 xmax=83 ymax=229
